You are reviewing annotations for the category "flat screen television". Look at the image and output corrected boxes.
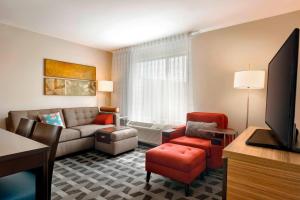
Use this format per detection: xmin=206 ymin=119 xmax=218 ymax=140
xmin=246 ymin=28 xmax=299 ymax=151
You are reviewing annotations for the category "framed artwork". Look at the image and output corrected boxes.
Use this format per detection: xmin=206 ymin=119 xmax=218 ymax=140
xmin=44 ymin=59 xmax=96 ymax=81
xmin=44 ymin=78 xmax=65 ymax=95
xmin=65 ymin=80 xmax=96 ymax=96
xmin=43 ymin=59 xmax=97 ymax=96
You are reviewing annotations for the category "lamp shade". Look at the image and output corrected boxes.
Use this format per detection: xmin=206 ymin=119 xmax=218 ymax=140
xmin=98 ymin=80 xmax=113 ymax=92
xmin=234 ymin=70 xmax=265 ymax=89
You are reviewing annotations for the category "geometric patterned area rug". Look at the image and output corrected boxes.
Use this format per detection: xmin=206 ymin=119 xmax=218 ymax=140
xmin=51 ymin=146 xmax=223 ymax=200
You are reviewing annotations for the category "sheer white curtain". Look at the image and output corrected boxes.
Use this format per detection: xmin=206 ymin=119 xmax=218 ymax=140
xmin=112 ymin=34 xmax=193 ymax=125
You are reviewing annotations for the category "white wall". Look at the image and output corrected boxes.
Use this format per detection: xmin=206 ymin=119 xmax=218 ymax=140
xmin=0 ymin=23 xmax=112 ymax=129
xmin=191 ymin=11 xmax=300 ymax=132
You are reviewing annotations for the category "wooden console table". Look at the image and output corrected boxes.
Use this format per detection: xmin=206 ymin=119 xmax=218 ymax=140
xmin=223 ymin=127 xmax=300 ymax=200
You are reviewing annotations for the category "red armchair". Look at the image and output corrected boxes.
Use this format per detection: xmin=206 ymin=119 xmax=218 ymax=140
xmin=162 ymin=112 xmax=233 ymax=169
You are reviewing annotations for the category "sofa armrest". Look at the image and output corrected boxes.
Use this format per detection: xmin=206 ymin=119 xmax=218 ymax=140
xmin=162 ymin=125 xmax=186 ymax=143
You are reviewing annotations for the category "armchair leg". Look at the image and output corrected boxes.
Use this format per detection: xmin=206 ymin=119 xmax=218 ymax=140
xmin=185 ymin=184 xmax=190 ymax=196
xmin=200 ymin=172 xmax=205 ymax=180
xmin=146 ymin=172 xmax=151 ymax=183
xmin=204 ymin=169 xmax=209 ymax=176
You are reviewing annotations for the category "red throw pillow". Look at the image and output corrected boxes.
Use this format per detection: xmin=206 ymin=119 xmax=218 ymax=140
xmin=93 ymin=114 xmax=114 ymax=125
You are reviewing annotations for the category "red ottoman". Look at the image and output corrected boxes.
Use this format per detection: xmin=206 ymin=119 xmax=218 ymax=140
xmin=145 ymin=143 xmax=206 ymax=196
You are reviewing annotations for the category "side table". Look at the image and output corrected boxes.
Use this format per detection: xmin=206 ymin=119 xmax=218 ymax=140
xmin=119 ymin=116 xmax=128 ymax=126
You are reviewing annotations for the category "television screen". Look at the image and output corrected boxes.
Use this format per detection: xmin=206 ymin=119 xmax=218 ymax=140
xmin=265 ymin=28 xmax=299 ymax=148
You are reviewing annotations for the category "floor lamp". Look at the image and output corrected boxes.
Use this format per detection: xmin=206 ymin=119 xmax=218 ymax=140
xmin=234 ymin=70 xmax=265 ymax=128
xmin=98 ymin=80 xmax=113 ymax=106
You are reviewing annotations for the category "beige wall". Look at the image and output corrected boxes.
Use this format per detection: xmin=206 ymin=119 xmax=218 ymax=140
xmin=0 ymin=23 xmax=112 ymax=129
xmin=192 ymin=11 xmax=300 ymax=132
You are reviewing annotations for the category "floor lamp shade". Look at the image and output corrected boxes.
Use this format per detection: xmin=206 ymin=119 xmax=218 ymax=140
xmin=234 ymin=71 xmax=265 ymax=89
xmin=98 ymin=81 xmax=113 ymax=92
xmin=234 ymin=70 xmax=265 ymax=129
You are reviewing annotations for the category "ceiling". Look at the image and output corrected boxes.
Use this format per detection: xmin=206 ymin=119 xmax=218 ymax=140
xmin=0 ymin=0 xmax=300 ymax=51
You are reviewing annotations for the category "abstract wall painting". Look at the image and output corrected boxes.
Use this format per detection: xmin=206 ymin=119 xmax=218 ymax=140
xmin=65 ymin=80 xmax=96 ymax=96
xmin=43 ymin=59 xmax=97 ymax=96
xmin=44 ymin=78 xmax=65 ymax=95
xmin=44 ymin=59 xmax=96 ymax=81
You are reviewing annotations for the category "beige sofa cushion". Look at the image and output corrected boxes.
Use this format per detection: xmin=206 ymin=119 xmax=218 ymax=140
xmin=59 ymin=128 xmax=81 ymax=142
xmin=63 ymin=107 xmax=99 ymax=128
xmin=72 ymin=124 xmax=114 ymax=137
xmin=110 ymin=128 xmax=138 ymax=142
xmin=8 ymin=108 xmax=65 ymax=132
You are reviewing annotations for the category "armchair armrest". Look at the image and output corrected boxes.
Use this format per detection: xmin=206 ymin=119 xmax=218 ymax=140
xmin=162 ymin=125 xmax=186 ymax=143
xmin=162 ymin=129 xmax=176 ymax=138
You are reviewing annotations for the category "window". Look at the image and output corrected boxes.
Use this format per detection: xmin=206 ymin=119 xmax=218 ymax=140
xmin=128 ymin=55 xmax=188 ymax=124
xmin=112 ymin=34 xmax=192 ymax=125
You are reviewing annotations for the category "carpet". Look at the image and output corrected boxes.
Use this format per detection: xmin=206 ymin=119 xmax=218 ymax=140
xmin=51 ymin=146 xmax=223 ymax=200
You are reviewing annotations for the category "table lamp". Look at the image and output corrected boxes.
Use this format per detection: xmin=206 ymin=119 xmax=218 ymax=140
xmin=234 ymin=70 xmax=265 ymax=128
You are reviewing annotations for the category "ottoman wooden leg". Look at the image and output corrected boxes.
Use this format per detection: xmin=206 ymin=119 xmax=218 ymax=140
xmin=146 ymin=172 xmax=151 ymax=183
xmin=185 ymin=184 xmax=190 ymax=196
xmin=204 ymin=169 xmax=209 ymax=176
xmin=200 ymin=172 xmax=205 ymax=180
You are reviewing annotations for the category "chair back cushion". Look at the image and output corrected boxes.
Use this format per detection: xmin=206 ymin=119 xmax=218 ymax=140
xmin=186 ymin=112 xmax=228 ymax=129
xmin=31 ymin=122 xmax=62 ymax=197
xmin=63 ymin=107 xmax=99 ymax=127
xmin=31 ymin=122 xmax=62 ymax=163
xmin=15 ymin=118 xmax=36 ymax=138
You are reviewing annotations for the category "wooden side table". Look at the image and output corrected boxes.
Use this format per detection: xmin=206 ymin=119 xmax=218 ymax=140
xmin=119 ymin=116 xmax=128 ymax=126
xmin=200 ymin=128 xmax=238 ymax=147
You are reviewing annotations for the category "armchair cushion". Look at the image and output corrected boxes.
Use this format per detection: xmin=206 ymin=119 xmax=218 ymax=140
xmin=185 ymin=121 xmax=217 ymax=139
xmin=170 ymin=136 xmax=211 ymax=157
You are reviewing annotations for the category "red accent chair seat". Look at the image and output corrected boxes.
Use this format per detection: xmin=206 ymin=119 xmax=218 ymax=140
xmin=170 ymin=136 xmax=212 ymax=157
xmin=145 ymin=143 xmax=206 ymax=196
xmin=163 ymin=112 xmax=232 ymax=169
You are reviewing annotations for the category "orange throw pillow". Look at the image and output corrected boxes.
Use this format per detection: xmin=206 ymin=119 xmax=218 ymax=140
xmin=93 ymin=114 xmax=114 ymax=125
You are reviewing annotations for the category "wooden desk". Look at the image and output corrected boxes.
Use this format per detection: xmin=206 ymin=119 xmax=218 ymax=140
xmin=0 ymin=129 xmax=49 ymax=200
xmin=223 ymin=127 xmax=300 ymax=200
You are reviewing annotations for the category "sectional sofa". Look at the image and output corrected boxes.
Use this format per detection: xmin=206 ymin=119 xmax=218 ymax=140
xmin=6 ymin=107 xmax=119 ymax=157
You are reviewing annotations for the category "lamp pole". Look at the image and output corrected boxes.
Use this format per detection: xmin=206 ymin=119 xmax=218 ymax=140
xmin=246 ymin=89 xmax=250 ymax=128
